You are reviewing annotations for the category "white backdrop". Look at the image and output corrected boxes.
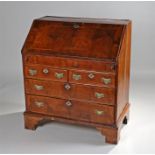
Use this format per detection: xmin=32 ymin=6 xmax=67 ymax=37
xmin=0 ymin=2 xmax=155 ymax=153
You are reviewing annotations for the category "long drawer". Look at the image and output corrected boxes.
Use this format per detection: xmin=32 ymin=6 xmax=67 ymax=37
xmin=25 ymin=79 xmax=115 ymax=105
xmin=26 ymin=95 xmax=114 ymax=125
xmin=24 ymin=54 xmax=116 ymax=73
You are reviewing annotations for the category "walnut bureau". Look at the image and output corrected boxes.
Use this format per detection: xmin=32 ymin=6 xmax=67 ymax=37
xmin=22 ymin=16 xmax=131 ymax=144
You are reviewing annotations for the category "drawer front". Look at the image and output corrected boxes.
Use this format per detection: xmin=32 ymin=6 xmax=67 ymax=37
xmin=25 ymin=79 xmax=115 ymax=105
xmin=69 ymin=70 xmax=115 ymax=87
xmin=26 ymin=95 xmax=114 ymax=125
xmin=24 ymin=65 xmax=67 ymax=82
xmin=24 ymin=54 xmax=116 ymax=73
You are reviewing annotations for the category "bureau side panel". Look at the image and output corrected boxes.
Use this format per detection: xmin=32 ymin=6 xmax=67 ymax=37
xmin=116 ymin=22 xmax=131 ymax=120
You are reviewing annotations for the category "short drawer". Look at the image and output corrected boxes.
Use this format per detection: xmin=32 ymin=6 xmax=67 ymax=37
xmin=26 ymin=95 xmax=115 ymax=125
xmin=69 ymin=70 xmax=115 ymax=87
xmin=25 ymin=79 xmax=115 ymax=105
xmin=24 ymin=65 xmax=67 ymax=82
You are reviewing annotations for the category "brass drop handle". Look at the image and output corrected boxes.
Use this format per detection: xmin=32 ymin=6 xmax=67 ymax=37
xmin=72 ymin=74 xmax=81 ymax=80
xmin=55 ymin=72 xmax=64 ymax=79
xmin=101 ymin=77 xmax=111 ymax=85
xmin=29 ymin=69 xmax=37 ymax=76
xmin=88 ymin=73 xmax=95 ymax=79
xmin=95 ymin=109 xmax=104 ymax=115
xmin=64 ymin=83 xmax=71 ymax=90
xmin=43 ymin=68 xmax=49 ymax=74
xmin=34 ymin=84 xmax=44 ymax=90
xmin=35 ymin=101 xmax=44 ymax=108
xmin=65 ymin=101 xmax=72 ymax=107
xmin=95 ymin=92 xmax=105 ymax=99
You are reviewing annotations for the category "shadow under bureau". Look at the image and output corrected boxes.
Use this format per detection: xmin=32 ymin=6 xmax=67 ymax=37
xmin=22 ymin=16 xmax=131 ymax=144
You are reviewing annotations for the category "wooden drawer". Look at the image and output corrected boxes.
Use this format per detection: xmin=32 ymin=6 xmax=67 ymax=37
xmin=24 ymin=65 xmax=67 ymax=82
xmin=69 ymin=70 xmax=115 ymax=87
xmin=25 ymin=79 xmax=115 ymax=105
xmin=26 ymin=95 xmax=114 ymax=125
xmin=24 ymin=54 xmax=116 ymax=73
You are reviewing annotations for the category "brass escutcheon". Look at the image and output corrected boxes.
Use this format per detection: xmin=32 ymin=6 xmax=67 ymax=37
xmin=64 ymin=83 xmax=71 ymax=90
xmin=65 ymin=101 xmax=72 ymax=107
xmin=88 ymin=73 xmax=95 ymax=79
xmin=43 ymin=68 xmax=49 ymax=74
xmin=73 ymin=23 xmax=80 ymax=29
